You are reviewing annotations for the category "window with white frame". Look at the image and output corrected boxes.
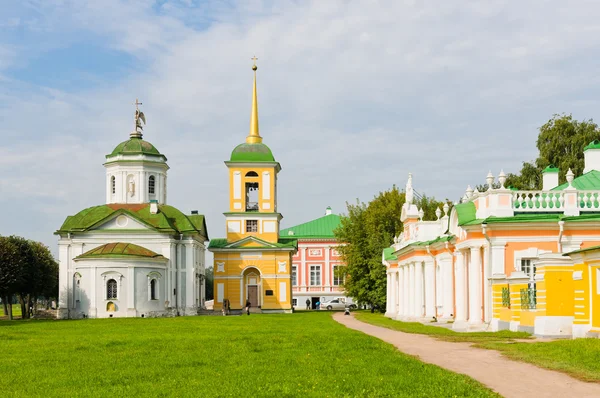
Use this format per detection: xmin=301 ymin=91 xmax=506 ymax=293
xmin=291 ymin=266 xmax=297 ymax=286
xmin=150 ymin=279 xmax=157 ymax=300
xmin=310 ymin=265 xmax=321 ymax=286
xmin=107 ymin=279 xmax=117 ymax=299
xmin=148 ymin=175 xmax=155 ymax=194
xmin=520 ymin=259 xmax=537 ymax=309
xmin=111 ymin=176 xmax=116 ymax=194
xmin=333 ymin=265 xmax=344 ymax=286
xmin=292 ymin=298 xmax=297 ymax=307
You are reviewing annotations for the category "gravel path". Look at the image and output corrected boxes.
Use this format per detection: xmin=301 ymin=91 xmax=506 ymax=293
xmin=334 ymin=313 xmax=600 ymax=398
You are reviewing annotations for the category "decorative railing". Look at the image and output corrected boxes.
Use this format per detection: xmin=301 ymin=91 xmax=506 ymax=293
xmin=512 ymin=190 xmax=600 ymax=212
xmin=501 ymin=286 xmax=510 ymax=308
xmin=512 ymin=191 xmax=565 ymax=211
xmin=577 ymin=191 xmax=600 ymax=210
xmin=520 ymin=288 xmax=536 ymax=310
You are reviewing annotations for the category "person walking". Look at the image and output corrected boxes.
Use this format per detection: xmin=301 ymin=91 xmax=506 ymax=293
xmin=305 ymin=298 xmax=311 ymax=310
xmin=245 ymin=299 xmax=251 ymax=315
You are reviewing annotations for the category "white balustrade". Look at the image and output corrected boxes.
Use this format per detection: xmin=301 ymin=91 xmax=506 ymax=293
xmin=511 ymin=190 xmax=600 ymax=212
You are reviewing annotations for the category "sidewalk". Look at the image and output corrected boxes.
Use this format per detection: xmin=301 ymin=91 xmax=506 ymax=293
xmin=334 ymin=313 xmax=600 ymax=398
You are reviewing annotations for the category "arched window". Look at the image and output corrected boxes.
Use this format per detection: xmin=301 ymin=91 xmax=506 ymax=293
xmin=107 ymin=279 xmax=117 ymax=299
xmin=111 ymin=176 xmax=116 ymax=194
xmin=148 ymin=175 xmax=155 ymax=194
xmin=150 ymin=279 xmax=157 ymax=300
xmin=245 ymin=171 xmax=258 ymax=177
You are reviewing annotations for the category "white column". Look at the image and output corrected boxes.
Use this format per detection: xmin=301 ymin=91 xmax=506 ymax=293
xmin=454 ymin=251 xmax=467 ymax=323
xmin=186 ymin=242 xmax=195 ymax=313
xmin=388 ymin=271 xmax=396 ymax=315
xmin=396 ymin=267 xmax=403 ymax=318
xmin=127 ymin=266 xmax=135 ymax=317
xmin=325 ymin=247 xmax=331 ymax=290
xmin=408 ymin=263 xmax=415 ymax=317
xmin=483 ymin=245 xmax=491 ymax=322
xmin=469 ymin=246 xmax=483 ymax=325
xmin=302 ymin=247 xmax=308 ymax=291
xmin=443 ymin=257 xmax=454 ymax=318
xmin=385 ymin=272 xmax=391 ymax=315
xmin=414 ymin=262 xmax=424 ymax=318
xmin=424 ymin=260 xmax=436 ymax=318
xmin=90 ymin=266 xmax=97 ymax=318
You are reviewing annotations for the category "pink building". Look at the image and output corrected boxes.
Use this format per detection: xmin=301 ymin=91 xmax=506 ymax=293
xmin=280 ymin=207 xmax=352 ymax=310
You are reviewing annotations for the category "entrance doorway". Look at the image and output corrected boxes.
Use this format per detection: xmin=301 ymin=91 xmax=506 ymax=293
xmin=248 ymin=286 xmax=259 ymax=307
xmin=311 ymin=297 xmax=320 ymax=310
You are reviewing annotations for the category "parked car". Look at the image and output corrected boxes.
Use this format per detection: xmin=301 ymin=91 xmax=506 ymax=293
xmin=321 ymin=299 xmax=357 ymax=310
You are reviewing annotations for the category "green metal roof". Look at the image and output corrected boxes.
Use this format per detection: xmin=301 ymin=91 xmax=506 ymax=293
xmin=383 ymin=247 xmax=397 ymax=261
xmin=484 ymin=214 xmax=561 ymax=224
xmin=108 ymin=137 xmax=164 ymax=159
xmin=76 ymin=242 xmax=165 ymax=260
xmin=584 ymin=140 xmax=600 ymax=151
xmin=565 ymin=245 xmax=600 ymax=256
xmin=553 ymin=170 xmax=600 ymax=191
xmin=56 ymin=203 xmax=208 ymax=238
xmin=455 ymin=202 xmax=477 ymax=226
xmin=542 ymin=165 xmax=559 ymax=173
xmin=230 ymin=143 xmax=275 ymax=162
xmin=208 ymin=237 xmax=297 ymax=250
xmin=280 ymin=213 xmax=341 ymax=239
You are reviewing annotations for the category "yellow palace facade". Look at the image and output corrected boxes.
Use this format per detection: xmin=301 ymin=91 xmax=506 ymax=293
xmin=384 ymin=142 xmax=600 ymax=338
xmin=208 ymin=62 xmax=296 ymax=313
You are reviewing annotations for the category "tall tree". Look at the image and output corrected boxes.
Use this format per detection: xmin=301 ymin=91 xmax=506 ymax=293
xmin=335 ymin=187 xmax=445 ymax=310
xmin=0 ymin=236 xmax=25 ymax=320
xmin=506 ymin=114 xmax=600 ymax=189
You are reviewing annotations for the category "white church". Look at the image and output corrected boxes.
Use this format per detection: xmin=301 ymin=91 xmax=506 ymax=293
xmin=56 ymin=104 xmax=209 ymax=319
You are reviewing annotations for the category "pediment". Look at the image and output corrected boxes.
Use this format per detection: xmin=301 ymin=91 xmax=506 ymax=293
xmin=91 ymin=214 xmax=153 ymax=231
xmin=226 ymin=236 xmax=278 ymax=249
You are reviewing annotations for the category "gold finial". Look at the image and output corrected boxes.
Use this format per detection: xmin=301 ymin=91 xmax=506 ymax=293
xmin=131 ymin=98 xmax=146 ymax=139
xmin=247 ymin=57 xmax=262 ymax=144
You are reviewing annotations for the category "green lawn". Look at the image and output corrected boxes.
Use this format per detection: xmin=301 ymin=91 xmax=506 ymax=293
xmin=478 ymin=339 xmax=600 ymax=382
xmin=1 ymin=305 xmax=22 ymax=319
xmin=355 ymin=312 xmax=600 ymax=382
xmin=0 ymin=312 xmax=497 ymax=397
xmin=354 ymin=312 xmax=530 ymax=343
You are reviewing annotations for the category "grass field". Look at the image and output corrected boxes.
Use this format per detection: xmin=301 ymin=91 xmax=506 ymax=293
xmin=0 ymin=312 xmax=497 ymax=397
xmin=354 ymin=312 xmax=530 ymax=343
xmin=1 ymin=306 xmax=22 ymax=319
xmin=355 ymin=312 xmax=600 ymax=382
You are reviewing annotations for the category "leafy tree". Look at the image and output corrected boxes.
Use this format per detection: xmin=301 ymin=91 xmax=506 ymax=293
xmin=502 ymin=114 xmax=600 ymax=190
xmin=204 ymin=267 xmax=214 ymax=301
xmin=0 ymin=236 xmax=26 ymax=320
xmin=335 ymin=187 xmax=446 ymax=310
xmin=28 ymin=241 xmax=59 ymax=315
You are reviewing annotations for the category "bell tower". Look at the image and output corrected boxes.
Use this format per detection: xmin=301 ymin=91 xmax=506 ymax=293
xmin=208 ymin=58 xmax=296 ymax=314
xmin=224 ymin=58 xmax=281 ymax=243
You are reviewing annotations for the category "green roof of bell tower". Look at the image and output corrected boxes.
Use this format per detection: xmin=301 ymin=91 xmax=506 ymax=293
xmin=230 ymin=142 xmax=275 ymax=162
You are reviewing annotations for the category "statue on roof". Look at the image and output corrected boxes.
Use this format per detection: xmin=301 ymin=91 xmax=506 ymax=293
xmin=405 ymin=173 xmax=414 ymax=204
xmin=131 ymin=98 xmax=146 ymax=137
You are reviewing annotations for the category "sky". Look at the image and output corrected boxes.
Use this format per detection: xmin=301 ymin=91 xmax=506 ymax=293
xmin=2 ymin=0 xmax=600 ymax=257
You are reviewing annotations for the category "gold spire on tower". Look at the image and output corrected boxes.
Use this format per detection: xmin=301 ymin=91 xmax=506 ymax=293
xmin=246 ymin=56 xmax=262 ymax=144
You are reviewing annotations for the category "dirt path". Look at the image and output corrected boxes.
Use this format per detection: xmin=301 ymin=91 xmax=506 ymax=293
xmin=334 ymin=313 xmax=600 ymax=398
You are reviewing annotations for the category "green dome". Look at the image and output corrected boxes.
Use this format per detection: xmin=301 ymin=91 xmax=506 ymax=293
xmin=109 ymin=137 xmax=162 ymax=157
xmin=230 ymin=142 xmax=275 ymax=162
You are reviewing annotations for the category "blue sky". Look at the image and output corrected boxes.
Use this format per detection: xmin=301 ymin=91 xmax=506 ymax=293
xmin=2 ymin=0 xmax=600 ymax=255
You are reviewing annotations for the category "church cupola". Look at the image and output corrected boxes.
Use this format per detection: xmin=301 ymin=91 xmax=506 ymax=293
xmin=104 ymin=99 xmax=169 ymax=205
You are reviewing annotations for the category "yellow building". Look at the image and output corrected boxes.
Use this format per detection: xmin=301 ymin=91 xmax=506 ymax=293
xmin=208 ymin=61 xmax=297 ymax=313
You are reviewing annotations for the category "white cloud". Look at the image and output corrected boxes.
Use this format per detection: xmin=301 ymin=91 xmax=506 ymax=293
xmin=3 ymin=0 xmax=600 ymax=252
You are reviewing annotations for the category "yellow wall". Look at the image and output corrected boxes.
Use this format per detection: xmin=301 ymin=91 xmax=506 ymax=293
xmin=213 ymin=250 xmax=293 ymax=311
xmin=572 ymin=261 xmax=590 ymax=326
xmin=544 ymin=267 xmax=573 ymax=316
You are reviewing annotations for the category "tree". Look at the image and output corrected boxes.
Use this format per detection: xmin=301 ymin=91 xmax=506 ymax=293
xmin=0 ymin=236 xmax=26 ymax=320
xmin=204 ymin=267 xmax=214 ymax=301
xmin=335 ymin=186 xmax=446 ymax=310
xmin=28 ymin=241 xmax=59 ymax=315
xmin=505 ymin=114 xmax=600 ymax=190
